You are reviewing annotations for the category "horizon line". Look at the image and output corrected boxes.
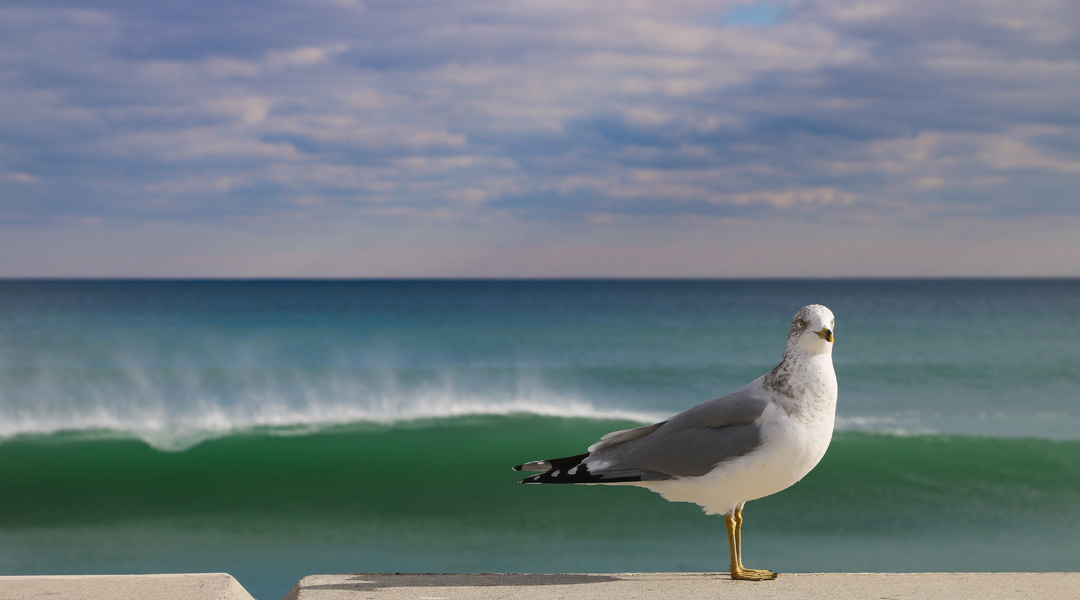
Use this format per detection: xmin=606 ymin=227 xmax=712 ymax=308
xmin=2 ymin=275 xmax=1078 ymax=282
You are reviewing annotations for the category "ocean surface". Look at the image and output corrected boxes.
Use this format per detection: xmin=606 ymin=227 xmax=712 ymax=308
xmin=1 ymin=279 xmax=1078 ymax=599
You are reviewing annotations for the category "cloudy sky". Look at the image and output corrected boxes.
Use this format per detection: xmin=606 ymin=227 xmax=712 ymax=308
xmin=2 ymin=0 xmax=1078 ymax=277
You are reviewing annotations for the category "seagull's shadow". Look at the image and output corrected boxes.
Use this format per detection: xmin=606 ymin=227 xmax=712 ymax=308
xmin=299 ymin=573 xmax=625 ymax=592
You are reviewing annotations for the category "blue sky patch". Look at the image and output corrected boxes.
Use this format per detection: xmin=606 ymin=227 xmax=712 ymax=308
xmin=721 ymin=2 xmax=786 ymax=27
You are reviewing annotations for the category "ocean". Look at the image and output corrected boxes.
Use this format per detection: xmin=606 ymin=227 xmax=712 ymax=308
xmin=1 ymin=279 xmax=1078 ymax=599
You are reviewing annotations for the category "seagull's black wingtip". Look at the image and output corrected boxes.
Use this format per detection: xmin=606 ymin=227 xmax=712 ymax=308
xmin=511 ymin=464 xmax=524 ymax=471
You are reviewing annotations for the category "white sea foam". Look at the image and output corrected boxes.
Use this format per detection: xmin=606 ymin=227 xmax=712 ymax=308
xmin=5 ymin=362 xmax=1078 ymax=451
xmin=0 ymin=372 xmax=665 ymax=451
xmin=833 ymin=414 xmax=938 ymax=436
xmin=11 ymin=380 xmax=1080 ymax=451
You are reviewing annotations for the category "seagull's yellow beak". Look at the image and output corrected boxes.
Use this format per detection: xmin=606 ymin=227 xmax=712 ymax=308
xmin=815 ymin=327 xmax=833 ymax=343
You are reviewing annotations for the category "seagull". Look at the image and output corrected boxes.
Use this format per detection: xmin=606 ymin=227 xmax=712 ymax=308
xmin=513 ymin=304 xmax=837 ymax=581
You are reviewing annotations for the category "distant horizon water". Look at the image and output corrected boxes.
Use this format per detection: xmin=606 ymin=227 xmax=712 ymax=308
xmin=4 ymin=275 xmax=1079 ymax=280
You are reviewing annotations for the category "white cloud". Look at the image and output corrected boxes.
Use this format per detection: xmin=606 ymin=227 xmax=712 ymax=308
xmin=92 ymin=128 xmax=301 ymax=162
xmin=979 ymin=141 xmax=1080 ymax=174
xmin=6 ymin=172 xmax=39 ymax=185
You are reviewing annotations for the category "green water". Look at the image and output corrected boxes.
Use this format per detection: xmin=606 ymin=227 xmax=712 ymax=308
xmin=2 ymin=418 xmax=1078 ymax=599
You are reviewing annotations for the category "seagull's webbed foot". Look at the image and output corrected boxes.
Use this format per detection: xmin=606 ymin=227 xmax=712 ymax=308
xmin=731 ymin=568 xmax=777 ymax=581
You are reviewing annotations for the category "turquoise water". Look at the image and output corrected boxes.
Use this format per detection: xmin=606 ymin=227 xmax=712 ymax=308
xmin=1 ymin=280 xmax=1079 ymax=599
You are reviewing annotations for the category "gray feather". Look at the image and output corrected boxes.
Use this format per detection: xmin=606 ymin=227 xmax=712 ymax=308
xmin=665 ymin=387 xmax=769 ymax=430
xmin=582 ymin=387 xmax=769 ymax=480
xmin=588 ymin=421 xmax=667 ymax=453
xmin=591 ymin=422 xmax=761 ymax=478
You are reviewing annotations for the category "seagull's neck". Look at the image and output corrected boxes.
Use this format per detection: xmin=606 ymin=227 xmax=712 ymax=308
xmin=761 ymin=346 xmax=836 ymax=403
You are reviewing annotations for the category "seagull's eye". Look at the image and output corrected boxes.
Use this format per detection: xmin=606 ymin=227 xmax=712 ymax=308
xmin=797 ymin=317 xmax=805 ymax=327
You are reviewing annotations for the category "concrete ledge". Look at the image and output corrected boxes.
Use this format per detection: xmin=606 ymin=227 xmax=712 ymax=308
xmin=0 ymin=573 xmax=255 ymax=600
xmin=4 ymin=572 xmax=1079 ymax=600
xmin=283 ymin=572 xmax=1080 ymax=600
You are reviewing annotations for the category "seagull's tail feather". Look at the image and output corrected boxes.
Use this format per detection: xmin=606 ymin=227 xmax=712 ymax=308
xmin=513 ymin=452 xmax=655 ymax=484
xmin=513 ymin=459 xmax=556 ymax=472
xmin=513 ymin=453 xmax=588 ymax=475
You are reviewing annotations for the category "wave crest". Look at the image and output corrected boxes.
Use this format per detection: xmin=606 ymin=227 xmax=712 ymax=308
xmin=0 ymin=380 xmax=665 ymax=451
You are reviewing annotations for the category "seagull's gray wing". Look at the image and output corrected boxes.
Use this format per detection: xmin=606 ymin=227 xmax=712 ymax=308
xmin=588 ymin=421 xmax=667 ymax=453
xmin=586 ymin=388 xmax=769 ymax=480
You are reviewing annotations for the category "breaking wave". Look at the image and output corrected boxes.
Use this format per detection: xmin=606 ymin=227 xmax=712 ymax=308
xmin=0 ymin=369 xmax=667 ymax=450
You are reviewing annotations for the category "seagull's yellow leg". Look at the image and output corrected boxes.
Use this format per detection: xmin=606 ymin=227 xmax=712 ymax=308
xmin=724 ymin=512 xmax=745 ymax=578
xmin=726 ymin=508 xmax=777 ymax=581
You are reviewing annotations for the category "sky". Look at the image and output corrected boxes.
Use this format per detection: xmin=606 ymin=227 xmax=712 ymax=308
xmin=1 ymin=0 xmax=1079 ymax=277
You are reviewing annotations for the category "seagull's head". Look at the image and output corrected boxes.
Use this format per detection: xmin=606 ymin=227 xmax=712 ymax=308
xmin=789 ymin=304 xmax=835 ymax=355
